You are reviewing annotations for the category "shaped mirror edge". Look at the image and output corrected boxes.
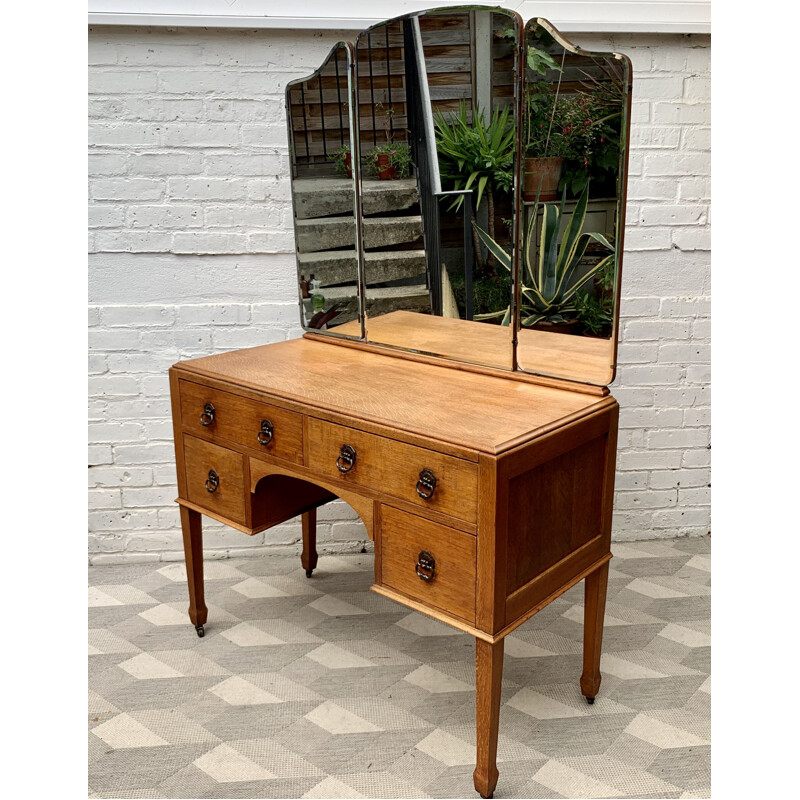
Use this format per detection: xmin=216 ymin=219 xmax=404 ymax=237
xmin=515 ymin=17 xmax=632 ymax=387
xmin=351 ymin=7 xmax=523 ymax=372
xmin=286 ymin=41 xmax=366 ymax=340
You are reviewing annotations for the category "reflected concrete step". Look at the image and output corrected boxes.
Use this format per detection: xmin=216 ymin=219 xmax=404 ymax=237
xmin=366 ymin=284 xmax=431 ymax=317
xmin=318 ymin=283 xmax=431 ymax=317
xmin=296 ymin=215 xmax=423 ymax=252
xmin=293 ymin=177 xmax=418 ymax=219
xmin=297 ymin=249 xmax=427 ymax=287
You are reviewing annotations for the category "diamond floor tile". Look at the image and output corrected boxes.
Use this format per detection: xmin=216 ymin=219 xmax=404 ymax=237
xmin=88 ymin=535 xmax=711 ymax=798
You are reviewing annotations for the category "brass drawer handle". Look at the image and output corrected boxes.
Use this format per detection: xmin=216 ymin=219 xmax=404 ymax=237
xmin=416 ymin=468 xmax=437 ymax=500
xmin=200 ymin=402 xmax=216 ymax=427
xmin=257 ymin=419 xmax=274 ymax=446
xmin=336 ymin=444 xmax=357 ymax=473
xmin=205 ymin=469 xmax=220 ymax=493
xmin=415 ymin=550 xmax=435 ymax=582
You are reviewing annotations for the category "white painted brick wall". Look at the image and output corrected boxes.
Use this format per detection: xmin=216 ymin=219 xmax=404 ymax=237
xmin=88 ymin=26 xmax=711 ymax=564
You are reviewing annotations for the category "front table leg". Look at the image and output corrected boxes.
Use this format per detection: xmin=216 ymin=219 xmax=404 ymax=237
xmin=580 ymin=560 xmax=610 ymax=703
xmin=180 ymin=506 xmax=208 ymax=637
xmin=474 ymin=638 xmax=504 ymax=799
xmin=301 ymin=509 xmax=318 ymax=578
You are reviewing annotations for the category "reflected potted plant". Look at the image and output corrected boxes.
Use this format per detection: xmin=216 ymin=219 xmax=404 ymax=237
xmin=524 ymin=84 xmax=597 ymax=202
xmin=473 ymin=183 xmax=615 ymax=332
xmin=524 ymin=46 xmax=567 ymax=201
xmin=332 ymin=144 xmax=352 ymax=178
xmin=367 ymin=142 xmax=412 ymax=180
xmin=434 ymin=102 xmax=514 ymax=277
xmin=524 ymin=45 xmax=625 ymax=201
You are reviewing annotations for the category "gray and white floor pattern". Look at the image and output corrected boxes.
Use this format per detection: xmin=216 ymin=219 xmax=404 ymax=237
xmin=89 ymin=536 xmax=711 ymax=799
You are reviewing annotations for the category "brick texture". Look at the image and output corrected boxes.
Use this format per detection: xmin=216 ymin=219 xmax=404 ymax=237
xmin=88 ymin=27 xmax=711 ymax=563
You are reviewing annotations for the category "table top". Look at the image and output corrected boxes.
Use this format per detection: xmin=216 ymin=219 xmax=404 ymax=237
xmin=174 ymin=337 xmax=613 ymax=455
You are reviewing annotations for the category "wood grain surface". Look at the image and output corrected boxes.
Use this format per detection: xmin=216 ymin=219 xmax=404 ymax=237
xmin=473 ymin=638 xmax=503 ymax=798
xmin=379 ymin=505 xmax=477 ymax=623
xmin=183 ymin=435 xmax=247 ymax=525
xmin=306 ymin=417 xmax=479 ymax=522
xmin=179 ymin=379 xmax=304 ymax=465
xmin=174 ymin=337 xmax=609 ymax=455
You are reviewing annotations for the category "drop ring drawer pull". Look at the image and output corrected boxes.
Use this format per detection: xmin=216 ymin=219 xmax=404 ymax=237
xmin=416 ymin=468 xmax=437 ymax=500
xmin=200 ymin=402 xmax=216 ymax=427
xmin=205 ymin=469 xmax=220 ymax=493
xmin=257 ymin=419 xmax=274 ymax=446
xmin=415 ymin=550 xmax=436 ymax=582
xmin=336 ymin=444 xmax=357 ymax=473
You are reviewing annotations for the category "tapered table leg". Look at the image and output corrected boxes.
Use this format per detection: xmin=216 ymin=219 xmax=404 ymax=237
xmin=301 ymin=508 xmax=318 ymax=578
xmin=180 ymin=506 xmax=208 ymax=637
xmin=580 ymin=560 xmax=610 ymax=703
xmin=473 ymin=638 xmax=503 ymax=799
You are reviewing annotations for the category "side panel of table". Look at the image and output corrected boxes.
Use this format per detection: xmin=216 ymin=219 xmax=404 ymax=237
xmin=476 ymin=403 xmax=619 ymax=639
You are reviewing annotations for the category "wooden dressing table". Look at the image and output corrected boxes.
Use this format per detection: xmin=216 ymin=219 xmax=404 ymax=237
xmin=167 ymin=8 xmax=631 ymax=796
xmin=170 ymin=332 xmax=618 ymax=799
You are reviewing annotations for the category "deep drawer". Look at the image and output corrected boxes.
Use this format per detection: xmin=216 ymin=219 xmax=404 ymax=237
xmin=183 ymin=435 xmax=247 ymax=524
xmin=179 ymin=380 xmax=303 ymax=464
xmin=306 ymin=417 xmax=478 ymax=522
xmin=379 ymin=505 xmax=476 ymax=623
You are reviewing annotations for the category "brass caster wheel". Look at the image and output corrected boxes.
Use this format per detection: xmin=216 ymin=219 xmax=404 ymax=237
xmin=586 ymin=696 xmax=595 ymax=705
xmin=195 ymin=625 xmax=205 ymax=638
xmin=305 ymin=569 xmax=314 ymax=578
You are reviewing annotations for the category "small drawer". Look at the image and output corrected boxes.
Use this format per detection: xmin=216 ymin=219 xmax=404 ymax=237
xmin=306 ymin=418 xmax=478 ymax=522
xmin=179 ymin=380 xmax=303 ymax=464
xmin=183 ymin=435 xmax=247 ymax=524
xmin=380 ymin=505 xmax=476 ymax=623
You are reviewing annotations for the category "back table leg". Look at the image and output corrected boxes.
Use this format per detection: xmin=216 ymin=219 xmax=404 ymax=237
xmin=180 ymin=506 xmax=208 ymax=637
xmin=301 ymin=508 xmax=318 ymax=578
xmin=580 ymin=560 xmax=610 ymax=703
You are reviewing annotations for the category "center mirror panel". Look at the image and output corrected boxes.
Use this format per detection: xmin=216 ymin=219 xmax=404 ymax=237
xmin=287 ymin=43 xmax=363 ymax=337
xmin=349 ymin=9 xmax=521 ymax=370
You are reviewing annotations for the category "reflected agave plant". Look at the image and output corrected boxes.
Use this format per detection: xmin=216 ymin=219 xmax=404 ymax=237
xmin=475 ymin=183 xmax=615 ymax=326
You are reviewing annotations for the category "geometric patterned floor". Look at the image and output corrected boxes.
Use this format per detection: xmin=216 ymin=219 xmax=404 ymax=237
xmin=89 ymin=536 xmax=710 ymax=799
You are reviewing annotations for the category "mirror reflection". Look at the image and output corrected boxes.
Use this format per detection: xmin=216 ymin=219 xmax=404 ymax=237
xmin=353 ymin=9 xmax=519 ymax=369
xmin=287 ymin=43 xmax=361 ymax=334
xmin=284 ymin=12 xmax=632 ymax=386
xmin=514 ymin=19 xmax=630 ymax=384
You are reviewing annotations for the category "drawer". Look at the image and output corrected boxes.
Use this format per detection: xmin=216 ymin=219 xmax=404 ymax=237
xmin=183 ymin=435 xmax=247 ymax=524
xmin=306 ymin=417 xmax=478 ymax=522
xmin=380 ymin=505 xmax=476 ymax=623
xmin=179 ymin=380 xmax=302 ymax=464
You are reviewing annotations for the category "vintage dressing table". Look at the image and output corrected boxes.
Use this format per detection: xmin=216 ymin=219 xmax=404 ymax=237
xmin=168 ymin=9 xmax=631 ymax=797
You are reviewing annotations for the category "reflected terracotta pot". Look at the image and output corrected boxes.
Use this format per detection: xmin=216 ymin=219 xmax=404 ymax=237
xmin=582 ymin=329 xmax=611 ymax=339
xmin=524 ymin=157 xmax=565 ymax=202
xmin=376 ymin=153 xmax=396 ymax=180
xmin=345 ymin=152 xmax=352 ymax=178
xmin=530 ymin=318 xmax=581 ymax=335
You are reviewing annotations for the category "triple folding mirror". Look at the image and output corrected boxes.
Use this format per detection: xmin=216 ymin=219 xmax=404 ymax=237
xmin=286 ymin=8 xmax=631 ymax=387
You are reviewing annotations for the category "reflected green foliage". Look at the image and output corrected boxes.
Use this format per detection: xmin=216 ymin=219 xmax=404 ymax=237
xmin=474 ymin=183 xmax=615 ymax=326
xmin=449 ymin=268 xmax=512 ymax=323
xmin=434 ymin=101 xmax=514 ymax=211
xmin=575 ymin=257 xmax=615 ymax=336
xmin=332 ymin=144 xmax=351 ymax=176
xmin=574 ymin=291 xmax=613 ymax=336
xmin=434 ymin=101 xmax=515 ymax=277
xmin=525 ymin=24 xmax=626 ymax=198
